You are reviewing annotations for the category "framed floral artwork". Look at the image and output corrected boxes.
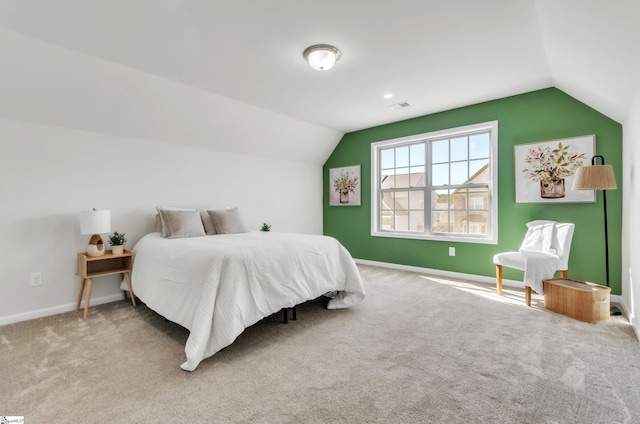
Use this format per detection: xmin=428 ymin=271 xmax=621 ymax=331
xmin=514 ymin=135 xmax=595 ymax=203
xmin=330 ymin=165 xmax=361 ymax=206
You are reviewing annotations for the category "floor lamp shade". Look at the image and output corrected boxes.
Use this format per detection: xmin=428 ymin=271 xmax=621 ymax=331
xmin=80 ymin=209 xmax=111 ymax=257
xmin=571 ymin=164 xmax=617 ymax=191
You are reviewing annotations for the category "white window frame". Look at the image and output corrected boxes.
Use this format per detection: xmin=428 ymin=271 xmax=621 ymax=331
xmin=371 ymin=121 xmax=498 ymax=244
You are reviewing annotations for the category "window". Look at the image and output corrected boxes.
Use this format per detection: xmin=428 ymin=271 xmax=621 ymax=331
xmin=371 ymin=121 xmax=498 ymax=244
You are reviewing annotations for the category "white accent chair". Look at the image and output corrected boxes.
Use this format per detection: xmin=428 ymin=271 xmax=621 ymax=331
xmin=493 ymin=221 xmax=575 ymax=306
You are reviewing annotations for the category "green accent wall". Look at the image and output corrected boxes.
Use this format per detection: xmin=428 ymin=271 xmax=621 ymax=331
xmin=323 ymin=88 xmax=623 ymax=295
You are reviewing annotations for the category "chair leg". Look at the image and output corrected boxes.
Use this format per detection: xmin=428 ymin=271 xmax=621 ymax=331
xmin=525 ymin=286 xmax=532 ymax=307
xmin=560 ymin=270 xmax=568 ymax=279
xmin=496 ymin=265 xmax=503 ymax=295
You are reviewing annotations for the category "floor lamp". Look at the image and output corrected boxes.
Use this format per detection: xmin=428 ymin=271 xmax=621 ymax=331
xmin=571 ymin=155 xmax=621 ymax=315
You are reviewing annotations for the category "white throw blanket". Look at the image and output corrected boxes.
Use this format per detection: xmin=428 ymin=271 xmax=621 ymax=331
xmin=519 ymin=221 xmax=560 ymax=295
xmin=519 ymin=250 xmax=560 ymax=295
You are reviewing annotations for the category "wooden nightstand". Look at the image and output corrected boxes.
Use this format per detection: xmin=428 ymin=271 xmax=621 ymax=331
xmin=76 ymin=249 xmax=136 ymax=319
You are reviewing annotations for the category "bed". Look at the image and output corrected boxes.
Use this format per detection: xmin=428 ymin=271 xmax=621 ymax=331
xmin=132 ymin=230 xmax=365 ymax=371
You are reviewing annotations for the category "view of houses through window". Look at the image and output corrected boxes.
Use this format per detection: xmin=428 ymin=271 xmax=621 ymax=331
xmin=372 ymin=121 xmax=497 ymax=243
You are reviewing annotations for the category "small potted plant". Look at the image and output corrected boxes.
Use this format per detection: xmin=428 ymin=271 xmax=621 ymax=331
xmin=260 ymin=223 xmax=271 ymax=232
xmin=108 ymin=231 xmax=127 ymax=255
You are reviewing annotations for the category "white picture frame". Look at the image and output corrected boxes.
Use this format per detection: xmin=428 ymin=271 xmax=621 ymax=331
xmin=514 ymin=135 xmax=595 ymax=204
xmin=329 ymin=165 xmax=361 ymax=206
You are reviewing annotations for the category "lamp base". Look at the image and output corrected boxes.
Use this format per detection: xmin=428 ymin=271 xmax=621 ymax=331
xmin=87 ymin=234 xmax=105 ymax=257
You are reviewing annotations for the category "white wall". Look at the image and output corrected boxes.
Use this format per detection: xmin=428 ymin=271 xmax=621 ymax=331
xmin=0 ymin=27 xmax=338 ymax=325
xmin=622 ymin=93 xmax=640 ymax=335
xmin=0 ymin=118 xmax=323 ymax=324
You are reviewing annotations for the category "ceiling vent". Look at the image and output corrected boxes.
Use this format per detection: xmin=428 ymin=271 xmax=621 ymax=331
xmin=388 ymin=101 xmax=411 ymax=110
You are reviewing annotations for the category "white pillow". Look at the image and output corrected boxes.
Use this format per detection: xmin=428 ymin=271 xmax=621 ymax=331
xmin=208 ymin=207 xmax=249 ymax=234
xmin=200 ymin=210 xmax=217 ymax=235
xmin=155 ymin=214 xmax=163 ymax=233
xmin=157 ymin=209 xmax=206 ymax=239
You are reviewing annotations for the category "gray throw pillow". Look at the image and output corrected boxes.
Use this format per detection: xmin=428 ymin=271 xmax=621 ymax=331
xmin=208 ymin=207 xmax=249 ymax=234
xmin=158 ymin=209 xmax=206 ymax=239
xmin=156 ymin=206 xmax=195 ymax=237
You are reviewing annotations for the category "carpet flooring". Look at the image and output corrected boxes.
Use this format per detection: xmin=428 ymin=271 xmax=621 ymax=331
xmin=1 ymin=264 xmax=639 ymax=423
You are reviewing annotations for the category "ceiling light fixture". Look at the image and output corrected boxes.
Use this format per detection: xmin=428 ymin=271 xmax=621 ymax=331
xmin=303 ymin=44 xmax=341 ymax=71
xmin=383 ymin=93 xmax=394 ymax=99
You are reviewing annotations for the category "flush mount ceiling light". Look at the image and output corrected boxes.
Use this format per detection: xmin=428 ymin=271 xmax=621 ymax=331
xmin=303 ymin=44 xmax=341 ymax=71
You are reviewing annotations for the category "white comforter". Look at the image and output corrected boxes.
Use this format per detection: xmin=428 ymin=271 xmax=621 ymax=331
xmin=132 ymin=232 xmax=365 ymax=371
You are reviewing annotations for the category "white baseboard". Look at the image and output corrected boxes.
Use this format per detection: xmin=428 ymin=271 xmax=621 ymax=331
xmin=0 ymin=293 xmax=125 ymax=326
xmin=355 ymin=258 xmax=626 ymax=314
xmin=355 ymin=258 xmax=523 ymax=287
xmin=613 ymin=299 xmax=640 ymax=340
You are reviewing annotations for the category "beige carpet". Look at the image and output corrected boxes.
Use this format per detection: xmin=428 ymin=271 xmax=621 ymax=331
xmin=2 ymin=265 xmax=639 ymax=423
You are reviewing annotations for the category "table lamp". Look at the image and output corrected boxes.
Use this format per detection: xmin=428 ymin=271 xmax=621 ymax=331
xmin=80 ymin=208 xmax=111 ymax=257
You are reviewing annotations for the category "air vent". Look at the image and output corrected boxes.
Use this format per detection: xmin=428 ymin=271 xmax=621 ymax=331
xmin=388 ymin=101 xmax=411 ymax=110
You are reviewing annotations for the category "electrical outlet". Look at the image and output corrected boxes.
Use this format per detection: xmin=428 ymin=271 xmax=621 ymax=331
xmin=30 ymin=272 xmax=42 ymax=287
xmin=449 ymin=247 xmax=455 ymax=257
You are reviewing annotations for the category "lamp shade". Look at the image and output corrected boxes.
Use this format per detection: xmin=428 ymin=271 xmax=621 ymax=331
xmin=303 ymin=44 xmax=340 ymax=71
xmin=80 ymin=209 xmax=111 ymax=234
xmin=80 ymin=209 xmax=111 ymax=257
xmin=571 ymin=165 xmax=617 ymax=191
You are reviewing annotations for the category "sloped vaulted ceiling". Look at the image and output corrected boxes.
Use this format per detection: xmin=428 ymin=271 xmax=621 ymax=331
xmin=535 ymin=0 xmax=640 ymax=124
xmin=0 ymin=0 xmax=638 ymax=165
